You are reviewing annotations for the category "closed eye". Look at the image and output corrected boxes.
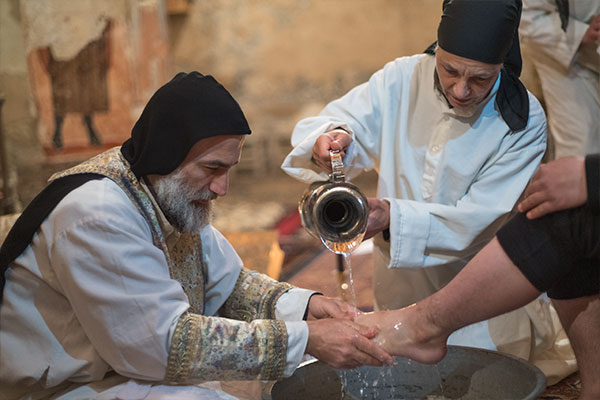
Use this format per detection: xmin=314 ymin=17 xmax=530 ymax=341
xmin=444 ymin=66 xmax=458 ymax=76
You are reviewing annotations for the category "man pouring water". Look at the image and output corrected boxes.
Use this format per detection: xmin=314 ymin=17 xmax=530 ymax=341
xmin=282 ymin=0 xmax=576 ymax=385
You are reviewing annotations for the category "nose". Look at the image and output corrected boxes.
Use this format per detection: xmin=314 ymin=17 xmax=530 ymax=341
xmin=452 ymin=79 xmax=470 ymax=100
xmin=209 ymin=172 xmax=229 ymax=197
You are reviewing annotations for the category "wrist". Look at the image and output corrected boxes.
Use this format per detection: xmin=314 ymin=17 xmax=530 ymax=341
xmin=304 ymin=320 xmax=319 ymax=355
xmin=303 ymin=292 xmax=324 ymax=320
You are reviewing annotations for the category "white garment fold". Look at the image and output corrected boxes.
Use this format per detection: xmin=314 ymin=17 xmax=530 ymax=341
xmin=282 ymin=53 xmax=576 ymax=382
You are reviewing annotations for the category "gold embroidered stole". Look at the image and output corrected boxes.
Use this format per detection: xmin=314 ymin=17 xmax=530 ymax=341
xmin=50 ymin=147 xmax=205 ymax=314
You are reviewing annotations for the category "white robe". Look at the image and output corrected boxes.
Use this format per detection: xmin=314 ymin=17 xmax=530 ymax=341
xmin=520 ymin=0 xmax=600 ymax=158
xmin=282 ymin=53 xmax=577 ymax=384
xmin=0 ymin=178 xmax=312 ymax=399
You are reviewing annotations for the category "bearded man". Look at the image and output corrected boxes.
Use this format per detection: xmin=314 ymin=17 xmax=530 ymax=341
xmin=282 ymin=0 xmax=576 ymax=385
xmin=0 ymin=72 xmax=391 ymax=399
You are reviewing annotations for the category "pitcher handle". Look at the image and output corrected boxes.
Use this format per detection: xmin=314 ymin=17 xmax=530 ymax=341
xmin=329 ymin=150 xmax=345 ymax=183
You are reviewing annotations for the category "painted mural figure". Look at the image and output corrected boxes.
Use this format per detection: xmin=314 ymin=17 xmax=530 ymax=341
xmin=38 ymin=21 xmax=111 ymax=149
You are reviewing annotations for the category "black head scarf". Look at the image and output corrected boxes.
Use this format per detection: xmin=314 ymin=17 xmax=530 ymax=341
xmin=121 ymin=72 xmax=251 ymax=177
xmin=426 ymin=0 xmax=529 ymax=132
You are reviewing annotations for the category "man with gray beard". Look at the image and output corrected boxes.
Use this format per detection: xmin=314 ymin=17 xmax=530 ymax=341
xmin=0 ymin=72 xmax=392 ymax=399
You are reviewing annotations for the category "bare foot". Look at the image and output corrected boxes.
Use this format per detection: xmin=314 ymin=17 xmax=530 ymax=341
xmin=355 ymin=305 xmax=448 ymax=364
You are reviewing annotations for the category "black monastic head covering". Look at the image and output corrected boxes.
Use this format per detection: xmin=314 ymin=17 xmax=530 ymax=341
xmin=426 ymin=0 xmax=529 ymax=132
xmin=121 ymin=72 xmax=251 ymax=177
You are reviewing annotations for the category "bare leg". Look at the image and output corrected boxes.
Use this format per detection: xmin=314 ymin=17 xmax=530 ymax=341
xmin=552 ymin=296 xmax=600 ymax=400
xmin=358 ymin=238 xmax=541 ymax=363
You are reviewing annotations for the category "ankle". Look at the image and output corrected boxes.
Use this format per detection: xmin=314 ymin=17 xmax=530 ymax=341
xmin=420 ymin=300 xmax=449 ymax=342
xmin=406 ymin=302 xmax=447 ymax=347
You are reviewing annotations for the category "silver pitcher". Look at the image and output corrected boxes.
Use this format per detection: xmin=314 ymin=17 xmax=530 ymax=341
xmin=298 ymin=150 xmax=369 ymax=254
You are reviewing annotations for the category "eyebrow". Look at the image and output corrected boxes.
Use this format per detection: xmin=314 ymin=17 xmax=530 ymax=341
xmin=442 ymin=62 xmax=457 ymax=72
xmin=442 ymin=62 xmax=496 ymax=79
xmin=202 ymin=159 xmax=239 ymax=168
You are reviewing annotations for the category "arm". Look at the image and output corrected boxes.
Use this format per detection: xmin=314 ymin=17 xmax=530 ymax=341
xmin=218 ymin=267 xmax=295 ymax=321
xmin=281 ymin=57 xmax=415 ymax=183
xmin=169 ymin=263 xmax=391 ymax=380
xmin=210 ymin=227 xmax=391 ymax=372
xmin=520 ymin=0 xmax=594 ymax=69
xmin=201 ymin=225 xmax=355 ymax=322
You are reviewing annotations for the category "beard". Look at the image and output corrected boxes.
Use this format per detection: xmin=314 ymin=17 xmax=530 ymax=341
xmin=153 ymin=170 xmax=217 ymax=233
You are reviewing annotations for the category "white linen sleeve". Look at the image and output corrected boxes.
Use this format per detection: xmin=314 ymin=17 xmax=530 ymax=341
xmin=281 ymin=321 xmax=309 ymax=377
xmin=276 ymin=288 xmax=314 ymax=375
xmin=48 ymin=184 xmax=189 ymax=381
xmin=520 ymin=0 xmax=589 ymax=69
xmin=277 ymin=289 xmax=316 ymax=376
xmin=385 ymin=106 xmax=547 ymax=268
xmin=281 ymin=58 xmax=414 ymax=183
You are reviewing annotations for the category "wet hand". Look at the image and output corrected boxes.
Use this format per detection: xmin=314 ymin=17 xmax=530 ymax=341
xmin=306 ymin=319 xmax=393 ymax=369
xmin=306 ymin=295 xmax=357 ymax=321
xmin=518 ymin=156 xmax=587 ymax=219
xmin=312 ymin=130 xmax=352 ymax=173
xmin=364 ymin=198 xmax=390 ymax=239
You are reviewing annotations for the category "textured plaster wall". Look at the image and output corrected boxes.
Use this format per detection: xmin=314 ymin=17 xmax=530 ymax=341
xmin=0 ymin=0 xmax=39 ymax=166
xmin=169 ymin=0 xmax=442 ymax=142
xmin=0 ymin=0 xmax=543 ymax=178
xmin=1 ymin=1 xmax=442 ymax=161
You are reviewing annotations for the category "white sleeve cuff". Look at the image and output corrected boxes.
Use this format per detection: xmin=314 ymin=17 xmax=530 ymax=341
xmin=281 ymin=122 xmax=354 ymax=183
xmin=386 ymin=198 xmax=430 ymax=267
xmin=283 ymin=320 xmax=309 ymax=377
xmin=276 ymin=289 xmax=317 ymax=376
xmin=275 ymin=288 xmax=316 ymax=321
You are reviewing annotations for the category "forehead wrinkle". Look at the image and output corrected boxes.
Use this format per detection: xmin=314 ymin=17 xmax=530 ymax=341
xmin=442 ymin=58 xmax=499 ymax=78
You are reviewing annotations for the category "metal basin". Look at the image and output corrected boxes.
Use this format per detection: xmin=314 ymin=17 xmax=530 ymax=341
xmin=271 ymin=345 xmax=546 ymax=399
